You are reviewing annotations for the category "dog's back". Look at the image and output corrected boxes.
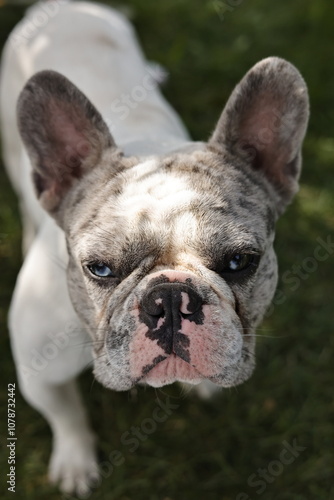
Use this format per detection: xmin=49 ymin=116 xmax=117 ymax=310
xmin=0 ymin=1 xmax=188 ymax=249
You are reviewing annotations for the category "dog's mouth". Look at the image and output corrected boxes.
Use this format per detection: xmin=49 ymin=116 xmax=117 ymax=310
xmin=98 ymin=270 xmax=252 ymax=390
xmin=137 ymin=353 xmax=204 ymax=387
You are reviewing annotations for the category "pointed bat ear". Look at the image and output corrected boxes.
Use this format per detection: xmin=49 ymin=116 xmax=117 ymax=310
xmin=208 ymin=57 xmax=309 ymax=214
xmin=17 ymin=70 xmax=117 ymax=215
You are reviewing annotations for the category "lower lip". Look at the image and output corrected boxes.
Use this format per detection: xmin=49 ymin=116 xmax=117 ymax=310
xmin=142 ymin=354 xmax=204 ymax=387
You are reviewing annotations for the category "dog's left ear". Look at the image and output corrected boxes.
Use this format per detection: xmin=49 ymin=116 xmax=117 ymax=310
xmin=17 ymin=70 xmax=116 ymax=214
xmin=208 ymin=57 xmax=309 ymax=214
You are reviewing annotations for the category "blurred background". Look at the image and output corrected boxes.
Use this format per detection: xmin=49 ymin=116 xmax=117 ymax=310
xmin=0 ymin=1 xmax=333 ymax=499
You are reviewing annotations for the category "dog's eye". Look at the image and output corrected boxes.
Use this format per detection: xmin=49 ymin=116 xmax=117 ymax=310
xmin=219 ymin=253 xmax=260 ymax=275
xmin=227 ymin=254 xmax=254 ymax=271
xmin=87 ymin=263 xmax=115 ymax=278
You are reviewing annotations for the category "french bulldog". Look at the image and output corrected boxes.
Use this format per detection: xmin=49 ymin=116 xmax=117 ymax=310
xmin=0 ymin=0 xmax=309 ymax=496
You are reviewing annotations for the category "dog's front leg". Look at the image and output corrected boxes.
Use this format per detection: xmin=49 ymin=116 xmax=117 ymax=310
xmin=12 ymin=313 xmax=99 ymax=497
xmin=20 ymin=377 xmax=99 ymax=496
xmin=9 ymin=224 xmax=99 ymax=496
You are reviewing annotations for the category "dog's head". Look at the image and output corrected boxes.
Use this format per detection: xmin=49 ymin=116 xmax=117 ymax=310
xmin=17 ymin=57 xmax=309 ymax=390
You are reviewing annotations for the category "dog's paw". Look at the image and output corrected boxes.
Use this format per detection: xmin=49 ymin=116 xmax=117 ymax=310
xmin=48 ymin=432 xmax=99 ymax=498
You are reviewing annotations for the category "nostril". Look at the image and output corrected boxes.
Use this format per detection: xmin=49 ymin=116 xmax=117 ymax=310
xmin=146 ymin=305 xmax=164 ymax=317
xmin=180 ymin=310 xmax=194 ymax=318
xmin=151 ymin=304 xmax=164 ymax=317
xmin=141 ymin=283 xmax=203 ymax=319
xmin=141 ymin=293 xmax=165 ymax=317
xmin=180 ymin=289 xmax=202 ymax=316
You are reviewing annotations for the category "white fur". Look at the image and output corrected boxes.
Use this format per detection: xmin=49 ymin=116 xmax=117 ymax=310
xmin=117 ymin=159 xmax=197 ymax=221
xmin=0 ymin=2 xmax=196 ymax=496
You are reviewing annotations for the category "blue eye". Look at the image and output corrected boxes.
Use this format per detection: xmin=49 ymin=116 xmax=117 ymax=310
xmin=227 ymin=254 xmax=254 ymax=272
xmin=87 ymin=263 xmax=115 ymax=278
xmin=219 ymin=253 xmax=260 ymax=276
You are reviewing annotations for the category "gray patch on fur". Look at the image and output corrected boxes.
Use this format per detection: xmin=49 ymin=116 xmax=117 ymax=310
xmin=17 ymin=56 xmax=309 ymax=390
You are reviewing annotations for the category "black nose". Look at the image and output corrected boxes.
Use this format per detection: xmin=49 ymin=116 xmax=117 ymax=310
xmin=141 ymin=283 xmax=203 ymax=318
xmin=139 ymin=283 xmax=204 ymax=360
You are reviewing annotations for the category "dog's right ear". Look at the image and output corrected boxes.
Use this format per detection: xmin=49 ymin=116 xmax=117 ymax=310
xmin=17 ymin=70 xmax=117 ymax=215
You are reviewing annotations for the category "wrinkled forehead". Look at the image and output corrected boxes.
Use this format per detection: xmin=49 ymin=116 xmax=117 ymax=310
xmin=71 ymin=153 xmax=274 ymax=261
xmin=120 ymin=154 xmax=272 ymax=233
xmin=118 ymin=159 xmax=195 ymax=215
xmin=116 ymin=158 xmax=199 ymax=239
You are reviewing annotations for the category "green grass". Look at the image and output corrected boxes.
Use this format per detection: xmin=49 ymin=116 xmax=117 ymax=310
xmin=0 ymin=1 xmax=333 ymax=499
